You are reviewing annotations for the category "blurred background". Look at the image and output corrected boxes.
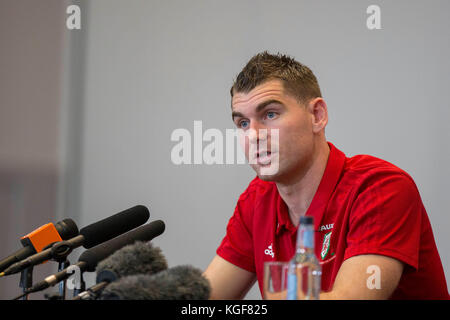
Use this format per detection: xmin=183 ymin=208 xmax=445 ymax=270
xmin=0 ymin=0 xmax=449 ymax=299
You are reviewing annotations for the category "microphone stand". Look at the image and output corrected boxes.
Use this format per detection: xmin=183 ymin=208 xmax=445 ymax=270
xmin=73 ymin=273 xmax=85 ymax=298
xmin=19 ymin=266 xmax=33 ymax=300
xmin=72 ymin=282 xmax=108 ymax=300
xmin=44 ymin=241 xmax=75 ymax=300
xmin=12 ymin=242 xmax=77 ymax=300
xmin=57 ymin=260 xmax=70 ymax=300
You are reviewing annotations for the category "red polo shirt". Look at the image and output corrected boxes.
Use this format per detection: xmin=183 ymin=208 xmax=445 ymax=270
xmin=216 ymin=142 xmax=449 ymax=299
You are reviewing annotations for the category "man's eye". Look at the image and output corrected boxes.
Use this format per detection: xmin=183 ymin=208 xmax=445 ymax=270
xmin=266 ymin=112 xmax=276 ymax=119
xmin=239 ymin=120 xmax=249 ymax=128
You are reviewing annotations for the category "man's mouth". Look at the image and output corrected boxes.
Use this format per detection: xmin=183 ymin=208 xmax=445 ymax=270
xmin=256 ymin=151 xmax=272 ymax=165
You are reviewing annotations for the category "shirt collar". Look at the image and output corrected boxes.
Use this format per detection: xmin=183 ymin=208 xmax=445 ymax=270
xmin=276 ymin=142 xmax=346 ymax=235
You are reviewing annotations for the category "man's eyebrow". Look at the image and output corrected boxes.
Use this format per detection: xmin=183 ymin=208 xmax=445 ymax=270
xmin=231 ymin=99 xmax=283 ymax=121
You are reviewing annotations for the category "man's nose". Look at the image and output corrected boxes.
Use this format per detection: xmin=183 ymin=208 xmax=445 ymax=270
xmin=248 ymin=121 xmax=268 ymax=144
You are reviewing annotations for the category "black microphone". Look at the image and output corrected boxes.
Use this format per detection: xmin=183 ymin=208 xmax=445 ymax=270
xmin=100 ymin=265 xmax=211 ymax=300
xmin=0 ymin=219 xmax=79 ymax=272
xmin=73 ymin=240 xmax=168 ymax=300
xmin=14 ymin=220 xmax=165 ymax=298
xmin=1 ymin=205 xmax=150 ymax=277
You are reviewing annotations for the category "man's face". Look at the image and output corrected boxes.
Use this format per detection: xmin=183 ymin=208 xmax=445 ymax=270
xmin=231 ymin=79 xmax=316 ymax=183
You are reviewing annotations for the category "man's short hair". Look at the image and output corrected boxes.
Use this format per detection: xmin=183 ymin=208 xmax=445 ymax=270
xmin=230 ymin=51 xmax=322 ymax=105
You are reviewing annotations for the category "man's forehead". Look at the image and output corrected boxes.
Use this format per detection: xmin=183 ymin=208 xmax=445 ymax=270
xmin=231 ymin=80 xmax=287 ymax=109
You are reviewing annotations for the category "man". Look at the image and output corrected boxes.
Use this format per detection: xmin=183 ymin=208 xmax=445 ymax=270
xmin=203 ymin=51 xmax=449 ymax=299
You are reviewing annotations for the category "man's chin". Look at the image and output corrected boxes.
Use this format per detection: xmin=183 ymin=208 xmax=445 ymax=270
xmin=256 ymin=173 xmax=278 ymax=182
xmin=252 ymin=164 xmax=281 ymax=182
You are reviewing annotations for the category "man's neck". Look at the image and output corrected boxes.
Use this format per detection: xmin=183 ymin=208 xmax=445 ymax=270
xmin=276 ymin=141 xmax=330 ymax=227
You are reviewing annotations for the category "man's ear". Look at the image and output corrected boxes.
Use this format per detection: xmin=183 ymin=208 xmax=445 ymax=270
xmin=308 ymin=98 xmax=328 ymax=133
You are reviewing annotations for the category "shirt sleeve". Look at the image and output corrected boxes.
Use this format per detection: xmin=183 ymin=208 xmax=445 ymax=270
xmin=216 ymin=187 xmax=256 ymax=273
xmin=344 ymin=171 xmax=422 ymax=270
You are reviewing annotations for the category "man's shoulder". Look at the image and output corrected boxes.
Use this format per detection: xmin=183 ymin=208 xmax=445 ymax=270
xmin=340 ymin=152 xmax=420 ymax=201
xmin=343 ymin=152 xmax=415 ymax=183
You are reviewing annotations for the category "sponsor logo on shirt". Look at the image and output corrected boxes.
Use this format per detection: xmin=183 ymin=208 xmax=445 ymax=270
xmin=319 ymin=223 xmax=334 ymax=232
xmin=264 ymin=243 xmax=274 ymax=258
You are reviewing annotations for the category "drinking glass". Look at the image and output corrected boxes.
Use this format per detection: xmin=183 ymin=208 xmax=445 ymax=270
xmin=263 ymin=261 xmax=289 ymax=300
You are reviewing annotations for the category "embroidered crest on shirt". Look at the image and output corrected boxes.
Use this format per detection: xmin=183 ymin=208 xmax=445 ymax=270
xmin=264 ymin=243 xmax=274 ymax=258
xmin=321 ymin=232 xmax=332 ymax=260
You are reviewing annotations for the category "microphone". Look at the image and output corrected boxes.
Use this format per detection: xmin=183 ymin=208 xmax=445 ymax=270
xmin=0 ymin=219 xmax=79 ymax=272
xmin=14 ymin=220 xmax=165 ymax=298
xmin=73 ymin=240 xmax=168 ymax=300
xmin=100 ymin=265 xmax=211 ymax=300
xmin=1 ymin=205 xmax=150 ymax=277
